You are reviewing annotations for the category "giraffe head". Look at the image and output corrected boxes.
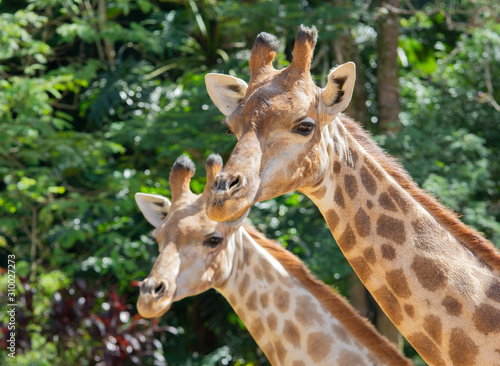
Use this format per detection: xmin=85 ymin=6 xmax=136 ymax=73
xmin=205 ymin=25 xmax=356 ymax=222
xmin=135 ymin=154 xmax=242 ymax=318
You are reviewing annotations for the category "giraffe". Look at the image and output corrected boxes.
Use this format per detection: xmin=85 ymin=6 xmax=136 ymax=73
xmin=135 ymin=154 xmax=412 ymax=366
xmin=203 ymin=25 xmax=500 ymax=365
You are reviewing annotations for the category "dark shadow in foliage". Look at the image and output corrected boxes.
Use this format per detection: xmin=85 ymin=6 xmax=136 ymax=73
xmin=0 ymin=275 xmax=175 ymax=365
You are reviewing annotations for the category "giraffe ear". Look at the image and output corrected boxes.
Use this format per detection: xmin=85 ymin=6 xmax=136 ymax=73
xmin=135 ymin=193 xmax=171 ymax=228
xmin=205 ymin=73 xmax=248 ymax=116
xmin=321 ymin=62 xmax=356 ymax=120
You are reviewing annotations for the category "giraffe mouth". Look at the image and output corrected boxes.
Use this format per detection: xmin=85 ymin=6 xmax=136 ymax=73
xmin=207 ymin=187 xmax=256 ymax=222
xmin=137 ymin=278 xmax=177 ymax=318
xmin=207 ymin=139 xmax=262 ymax=222
xmin=137 ymin=293 xmax=174 ymax=318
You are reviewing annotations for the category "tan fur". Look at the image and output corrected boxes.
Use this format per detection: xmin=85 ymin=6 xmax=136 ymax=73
xmin=245 ymin=224 xmax=411 ymax=366
xmin=340 ymin=115 xmax=500 ymax=271
xmin=204 ymin=26 xmax=500 ymax=365
xmin=136 ymin=154 xmax=412 ymax=365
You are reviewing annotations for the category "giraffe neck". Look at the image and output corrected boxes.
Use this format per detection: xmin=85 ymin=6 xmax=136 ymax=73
xmin=215 ymin=226 xmax=409 ymax=366
xmin=303 ymin=117 xmax=500 ymax=366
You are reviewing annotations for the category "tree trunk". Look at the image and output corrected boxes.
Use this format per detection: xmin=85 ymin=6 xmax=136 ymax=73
xmin=98 ymin=0 xmax=116 ymax=67
xmin=348 ymin=273 xmax=369 ymax=317
xmin=376 ymin=0 xmax=401 ymax=133
xmin=375 ymin=301 xmax=404 ymax=349
xmin=330 ymin=0 xmax=369 ymax=125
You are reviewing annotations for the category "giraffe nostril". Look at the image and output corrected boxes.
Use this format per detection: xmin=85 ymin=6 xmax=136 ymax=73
xmin=140 ymin=278 xmax=168 ymax=298
xmin=212 ymin=173 xmax=244 ymax=193
xmin=229 ymin=176 xmax=240 ymax=189
xmin=154 ymin=282 xmax=166 ymax=296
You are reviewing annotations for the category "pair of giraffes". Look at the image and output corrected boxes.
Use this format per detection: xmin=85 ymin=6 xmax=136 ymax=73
xmin=134 ymin=26 xmax=500 ymax=365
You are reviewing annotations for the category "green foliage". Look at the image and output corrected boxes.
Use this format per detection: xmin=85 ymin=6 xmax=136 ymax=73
xmin=387 ymin=15 xmax=500 ymax=243
xmin=0 ymin=0 xmax=499 ymax=364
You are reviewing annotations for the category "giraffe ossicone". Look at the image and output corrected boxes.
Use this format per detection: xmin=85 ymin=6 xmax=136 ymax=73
xmin=135 ymin=154 xmax=411 ymax=366
xmin=205 ymin=25 xmax=500 ymax=365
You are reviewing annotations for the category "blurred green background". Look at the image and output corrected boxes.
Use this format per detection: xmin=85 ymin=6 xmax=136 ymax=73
xmin=0 ymin=0 xmax=499 ymax=365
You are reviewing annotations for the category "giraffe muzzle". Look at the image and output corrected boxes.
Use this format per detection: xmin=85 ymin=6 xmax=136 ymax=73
xmin=137 ymin=277 xmax=174 ymax=318
xmin=212 ymin=172 xmax=245 ymax=195
xmin=140 ymin=277 xmax=169 ymax=298
xmin=207 ymin=173 xmax=257 ymax=222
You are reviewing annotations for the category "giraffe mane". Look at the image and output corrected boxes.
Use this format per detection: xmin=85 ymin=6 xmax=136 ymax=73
xmin=243 ymin=224 xmax=412 ymax=366
xmin=339 ymin=114 xmax=500 ymax=271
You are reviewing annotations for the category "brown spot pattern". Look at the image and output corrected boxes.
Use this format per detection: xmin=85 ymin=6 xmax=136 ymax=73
xmin=237 ymin=253 xmax=244 ymax=272
xmin=360 ymin=166 xmax=377 ymax=195
xmin=333 ymin=161 xmax=341 ymax=174
xmin=455 ymin=270 xmax=474 ymax=297
xmin=388 ymin=187 xmax=409 ymax=214
xmin=411 ymin=217 xmax=427 ymax=236
xmin=263 ymin=343 xmax=276 ymax=365
xmin=441 ymin=296 xmax=462 ymax=316
xmin=373 ymin=286 xmax=403 ymax=325
xmin=307 ymin=332 xmax=334 ymax=362
xmin=411 ymin=217 xmax=438 ymax=251
xmin=366 ymin=200 xmax=373 ymax=209
xmin=260 ymin=258 xmax=271 ymax=273
xmin=333 ymin=135 xmax=340 ymax=153
xmin=325 ymin=209 xmax=340 ymax=232
xmin=274 ymin=340 xmax=287 ymax=364
xmin=365 ymin=159 xmax=384 ymax=180
xmin=264 ymin=270 xmax=275 ymax=284
xmin=273 ymin=287 xmax=290 ymax=313
xmin=381 ymin=244 xmax=396 ymax=260
xmin=260 ymin=293 xmax=269 ymax=308
xmin=449 ymin=328 xmax=479 ymax=366
xmin=487 ymin=280 xmax=500 ymax=303
xmin=376 ymin=214 xmax=406 ymax=244
xmin=379 ymin=192 xmax=397 ymax=212
xmin=363 ymin=247 xmax=376 ymax=264
xmin=411 ymin=255 xmax=447 ymax=291
xmin=311 ymin=185 xmax=326 ymax=200
xmin=260 ymin=259 xmax=275 ymax=284
xmin=472 ymin=303 xmax=500 ymax=334
xmin=245 ymin=245 xmax=253 ymax=265
xmin=386 ymin=269 xmax=412 ymax=298
xmin=229 ymin=295 xmax=236 ymax=305
xmin=337 ymin=350 xmax=367 ymax=366
xmin=344 ymin=174 xmax=358 ymax=199
xmin=246 ymin=290 xmax=258 ymax=311
xmin=423 ymin=315 xmax=442 ymax=345
xmin=408 ymin=332 xmax=445 ymax=366
xmin=348 ymin=149 xmax=358 ymax=168
xmin=242 ymin=245 xmax=250 ymax=266
xmin=250 ymin=317 xmax=265 ymax=339
xmin=332 ymin=324 xmax=351 ymax=345
xmin=238 ymin=274 xmax=250 ymax=297
xmin=337 ymin=224 xmax=357 ymax=252
xmin=283 ymin=320 xmax=301 ymax=348
xmin=354 ymin=208 xmax=371 ymax=237
xmin=254 ymin=266 xmax=264 ymax=281
xmin=296 ymin=295 xmax=322 ymax=326
xmin=236 ymin=308 xmax=245 ymax=322
xmin=351 ymin=256 xmax=372 ymax=283
xmin=404 ymin=304 xmax=415 ymax=318
xmin=334 ymin=187 xmax=345 ymax=208
xmin=266 ymin=313 xmax=277 ymax=331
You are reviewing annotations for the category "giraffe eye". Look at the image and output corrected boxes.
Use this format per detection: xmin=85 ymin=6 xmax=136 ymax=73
xmin=225 ymin=128 xmax=234 ymax=136
xmin=205 ymin=236 xmax=223 ymax=248
xmin=294 ymin=119 xmax=316 ymax=136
